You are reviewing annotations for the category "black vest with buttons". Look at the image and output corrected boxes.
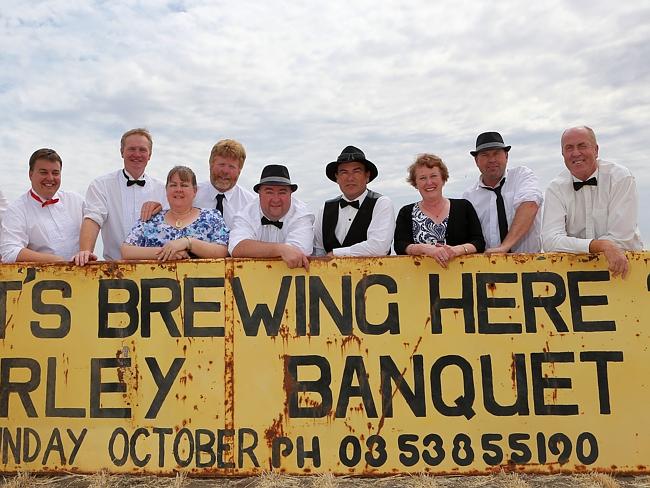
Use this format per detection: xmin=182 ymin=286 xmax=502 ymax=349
xmin=322 ymin=190 xmax=381 ymax=253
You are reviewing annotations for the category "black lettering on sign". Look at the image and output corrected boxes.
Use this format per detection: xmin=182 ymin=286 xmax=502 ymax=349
xmin=287 ymin=355 xmax=332 ymax=418
xmin=567 ymin=271 xmax=616 ymax=332
xmin=173 ymin=428 xmax=194 ymax=467
xmin=295 ymin=276 xmax=307 ymax=336
xmin=130 ymin=427 xmax=151 ymax=468
xmin=336 ymin=356 xmax=378 ymax=418
xmin=0 ymin=358 xmax=40 ymax=417
xmin=145 ymin=357 xmax=185 ymax=419
xmin=108 ymin=427 xmax=129 ymax=466
xmin=195 ymin=429 xmax=216 ymax=468
xmin=216 ymin=429 xmax=235 ymax=468
xmin=476 ymin=273 xmax=521 ymax=334
xmin=42 ymin=428 xmax=65 ymax=465
xmin=30 ymin=280 xmax=72 ymax=338
xmin=481 ymin=353 xmax=529 ymax=416
xmin=308 ymin=276 xmax=353 ymax=336
xmin=153 ymin=427 xmax=173 ymax=467
xmin=0 ymin=281 xmax=22 ymax=339
xmin=271 ymin=436 xmax=293 ymax=468
xmin=238 ymin=428 xmax=260 ymax=468
xmin=98 ymin=279 xmax=139 ymax=338
xmin=140 ymin=278 xmax=181 ymax=337
xmin=46 ymin=357 xmax=85 ymax=417
xmin=183 ymin=277 xmax=224 ymax=337
xmin=1 ymin=427 xmax=20 ymax=463
xmin=430 ymin=355 xmax=476 ymax=419
xmin=24 ymin=428 xmax=41 ymax=463
xmin=521 ymin=272 xmax=568 ymax=333
xmin=531 ymin=352 xmax=578 ymax=415
xmin=580 ymin=351 xmax=624 ymax=414
xmin=380 ymin=355 xmax=425 ymax=417
xmin=296 ymin=436 xmax=321 ymax=468
xmin=429 ymin=273 xmax=475 ymax=334
xmin=233 ymin=276 xmax=291 ymax=336
xmin=90 ymin=358 xmax=131 ymax=418
xmin=355 ymin=275 xmax=400 ymax=335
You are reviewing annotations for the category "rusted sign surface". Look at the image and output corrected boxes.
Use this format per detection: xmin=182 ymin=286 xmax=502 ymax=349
xmin=1 ymin=254 xmax=648 ymax=475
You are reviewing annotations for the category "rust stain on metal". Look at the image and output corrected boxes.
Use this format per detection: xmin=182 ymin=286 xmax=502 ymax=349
xmin=341 ymin=332 xmax=362 ymax=350
xmin=263 ymin=413 xmax=285 ymax=448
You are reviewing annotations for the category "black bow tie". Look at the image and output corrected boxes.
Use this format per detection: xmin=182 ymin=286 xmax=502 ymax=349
xmin=573 ymin=177 xmax=597 ymax=191
xmin=123 ymin=170 xmax=146 ymax=187
xmin=340 ymin=199 xmax=360 ymax=209
xmin=261 ymin=216 xmax=283 ymax=229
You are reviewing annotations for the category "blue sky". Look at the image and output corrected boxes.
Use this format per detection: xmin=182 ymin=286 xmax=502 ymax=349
xmin=1 ymin=0 xmax=648 ymax=242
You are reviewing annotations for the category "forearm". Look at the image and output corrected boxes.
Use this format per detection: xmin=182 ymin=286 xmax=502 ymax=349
xmin=16 ymin=248 xmax=65 ymax=262
xmin=231 ymin=239 xmax=287 ymax=258
xmin=120 ymin=244 xmax=162 ymax=260
xmin=189 ymin=238 xmax=228 ymax=258
xmin=79 ymin=218 xmax=101 ymax=252
xmin=500 ymin=202 xmax=539 ymax=251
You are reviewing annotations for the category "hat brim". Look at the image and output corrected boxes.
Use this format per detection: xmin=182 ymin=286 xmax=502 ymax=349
xmin=326 ymin=159 xmax=379 ymax=183
xmin=470 ymin=144 xmax=511 ymax=157
xmin=253 ymin=182 xmax=298 ymax=193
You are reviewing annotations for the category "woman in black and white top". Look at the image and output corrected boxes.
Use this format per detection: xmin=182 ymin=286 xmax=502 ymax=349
xmin=394 ymin=154 xmax=485 ymax=267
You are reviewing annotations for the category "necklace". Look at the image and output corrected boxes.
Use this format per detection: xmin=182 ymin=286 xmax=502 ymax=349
xmin=421 ymin=198 xmax=447 ymax=219
xmin=168 ymin=208 xmax=193 ymax=228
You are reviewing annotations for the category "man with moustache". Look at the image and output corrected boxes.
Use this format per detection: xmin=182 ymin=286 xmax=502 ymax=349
xmin=0 ymin=148 xmax=84 ymax=262
xmin=229 ymin=164 xmax=314 ymax=269
xmin=194 ymin=138 xmax=255 ymax=229
xmin=73 ymin=128 xmax=166 ymax=264
xmin=463 ymin=131 xmax=543 ymax=253
xmin=313 ymin=146 xmax=394 ymax=256
xmin=542 ymin=126 xmax=643 ymax=278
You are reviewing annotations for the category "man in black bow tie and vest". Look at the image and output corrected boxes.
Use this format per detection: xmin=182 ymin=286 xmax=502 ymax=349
xmin=0 ymin=148 xmax=84 ymax=262
xmin=73 ymin=128 xmax=166 ymax=264
xmin=313 ymin=146 xmax=394 ymax=256
xmin=229 ymin=164 xmax=314 ymax=269
xmin=542 ymin=126 xmax=643 ymax=278
xmin=463 ymin=131 xmax=543 ymax=254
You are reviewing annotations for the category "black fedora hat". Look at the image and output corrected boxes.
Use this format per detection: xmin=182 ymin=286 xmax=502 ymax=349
xmin=470 ymin=132 xmax=512 ymax=157
xmin=326 ymin=146 xmax=378 ymax=182
xmin=253 ymin=164 xmax=298 ymax=193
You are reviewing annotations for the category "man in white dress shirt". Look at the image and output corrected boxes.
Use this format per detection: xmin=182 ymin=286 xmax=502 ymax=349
xmin=73 ymin=128 xmax=166 ymax=264
xmin=229 ymin=164 xmax=314 ymax=270
xmin=194 ymin=138 xmax=255 ymax=229
xmin=542 ymin=126 xmax=643 ymax=278
xmin=313 ymin=146 xmax=394 ymax=256
xmin=463 ymin=131 xmax=543 ymax=253
xmin=0 ymin=188 xmax=7 ymax=230
xmin=1 ymin=148 xmax=84 ymax=262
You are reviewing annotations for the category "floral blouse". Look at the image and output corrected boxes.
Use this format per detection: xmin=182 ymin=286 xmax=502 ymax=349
xmin=125 ymin=208 xmax=229 ymax=247
xmin=412 ymin=202 xmax=448 ymax=245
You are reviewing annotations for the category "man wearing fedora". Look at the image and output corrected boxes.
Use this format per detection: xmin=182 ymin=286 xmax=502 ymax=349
xmin=229 ymin=164 xmax=314 ymax=269
xmin=313 ymin=146 xmax=395 ymax=256
xmin=542 ymin=126 xmax=642 ymax=278
xmin=462 ymin=132 xmax=542 ymax=253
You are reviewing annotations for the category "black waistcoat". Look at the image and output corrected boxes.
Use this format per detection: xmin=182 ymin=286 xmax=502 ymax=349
xmin=322 ymin=190 xmax=381 ymax=253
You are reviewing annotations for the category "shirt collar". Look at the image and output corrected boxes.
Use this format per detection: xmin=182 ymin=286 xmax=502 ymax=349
xmin=29 ymin=189 xmax=60 ymax=202
xmin=122 ymin=169 xmax=147 ymax=180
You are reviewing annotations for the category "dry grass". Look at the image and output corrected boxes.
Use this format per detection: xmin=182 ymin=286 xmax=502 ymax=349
xmin=1 ymin=472 xmax=36 ymax=488
xmin=575 ymin=473 xmax=621 ymax=488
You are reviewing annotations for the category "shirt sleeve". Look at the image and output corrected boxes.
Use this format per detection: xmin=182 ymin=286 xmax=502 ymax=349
xmin=124 ymin=219 xmax=148 ymax=246
xmin=541 ymin=182 xmax=590 ymax=253
xmin=312 ymin=206 xmax=326 ymax=256
xmin=602 ymin=171 xmax=641 ymax=249
xmin=204 ymin=210 xmax=230 ymax=246
xmin=0 ymin=205 xmax=28 ymax=263
xmin=228 ymin=210 xmax=258 ymax=255
xmin=83 ymin=178 xmax=109 ymax=226
xmin=332 ymin=196 xmax=395 ymax=256
xmin=0 ymin=189 xmax=8 ymax=228
xmin=285 ymin=209 xmax=315 ymax=255
xmin=393 ymin=204 xmax=414 ymax=255
xmin=512 ymin=167 xmax=544 ymax=208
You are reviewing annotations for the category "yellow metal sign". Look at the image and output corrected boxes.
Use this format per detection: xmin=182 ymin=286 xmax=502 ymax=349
xmin=1 ymin=254 xmax=648 ymax=475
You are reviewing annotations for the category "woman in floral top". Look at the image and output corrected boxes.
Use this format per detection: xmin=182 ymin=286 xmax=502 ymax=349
xmin=121 ymin=166 xmax=229 ymax=261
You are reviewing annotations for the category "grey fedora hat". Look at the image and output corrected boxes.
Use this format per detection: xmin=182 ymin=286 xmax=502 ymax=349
xmin=253 ymin=164 xmax=298 ymax=193
xmin=470 ymin=132 xmax=512 ymax=156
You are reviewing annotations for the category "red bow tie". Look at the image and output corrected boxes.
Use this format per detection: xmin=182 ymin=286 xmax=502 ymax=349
xmin=30 ymin=190 xmax=59 ymax=207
